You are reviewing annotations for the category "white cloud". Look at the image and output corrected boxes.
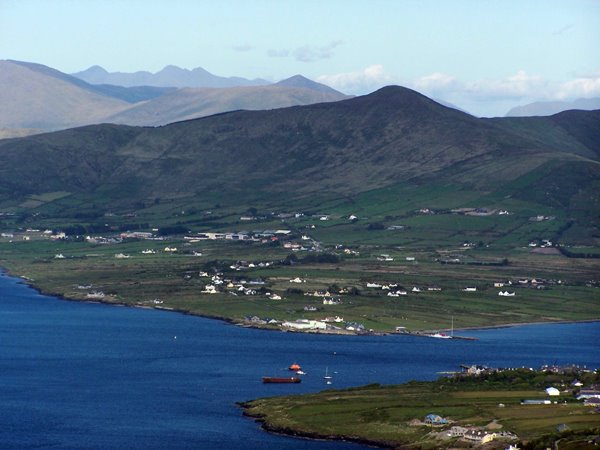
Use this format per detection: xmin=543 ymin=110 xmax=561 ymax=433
xmin=315 ymin=67 xmax=600 ymax=116
xmin=317 ymin=64 xmax=395 ymax=94
xmin=412 ymin=72 xmax=458 ymax=95
xmin=556 ymin=72 xmax=600 ymax=99
xmin=293 ymin=40 xmax=343 ymax=62
xmin=464 ymin=70 xmax=549 ymax=100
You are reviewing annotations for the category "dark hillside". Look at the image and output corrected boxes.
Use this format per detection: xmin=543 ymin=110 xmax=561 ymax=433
xmin=549 ymin=109 xmax=600 ymax=158
xmin=0 ymin=86 xmax=597 ymax=218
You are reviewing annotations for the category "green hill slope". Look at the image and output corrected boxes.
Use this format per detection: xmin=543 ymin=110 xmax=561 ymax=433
xmin=0 ymin=86 xmax=597 ymax=231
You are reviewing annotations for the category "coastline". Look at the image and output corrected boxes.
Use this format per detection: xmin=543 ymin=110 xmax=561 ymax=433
xmin=239 ymin=403 xmax=394 ymax=450
xmin=2 ymin=267 xmax=599 ymax=336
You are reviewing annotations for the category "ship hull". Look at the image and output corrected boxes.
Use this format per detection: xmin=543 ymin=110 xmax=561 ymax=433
xmin=262 ymin=377 xmax=301 ymax=383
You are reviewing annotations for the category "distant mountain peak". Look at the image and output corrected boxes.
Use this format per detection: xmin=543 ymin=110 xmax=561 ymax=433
xmin=86 ymin=65 xmax=108 ymax=73
xmin=506 ymin=98 xmax=600 ymax=117
xmin=71 ymin=64 xmax=268 ymax=88
xmin=275 ymin=75 xmax=344 ymax=95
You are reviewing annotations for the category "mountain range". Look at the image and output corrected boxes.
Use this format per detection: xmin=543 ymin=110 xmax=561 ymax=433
xmin=506 ymin=97 xmax=600 ymax=117
xmin=71 ymin=64 xmax=269 ymax=88
xmin=0 ymin=60 xmax=349 ymax=134
xmin=0 ymin=86 xmax=598 ymax=239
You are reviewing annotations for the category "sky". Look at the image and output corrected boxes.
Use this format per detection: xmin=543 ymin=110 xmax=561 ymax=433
xmin=1 ymin=0 xmax=599 ymax=116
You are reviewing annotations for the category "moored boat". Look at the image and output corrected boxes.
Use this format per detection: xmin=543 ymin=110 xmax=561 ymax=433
xmin=289 ymin=362 xmax=301 ymax=371
xmin=262 ymin=376 xmax=301 ymax=384
xmin=427 ymin=332 xmax=452 ymax=339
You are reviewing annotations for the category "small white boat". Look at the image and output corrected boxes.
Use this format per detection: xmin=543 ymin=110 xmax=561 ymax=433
xmin=428 ymin=332 xmax=452 ymax=339
xmin=324 ymin=367 xmax=333 ymax=384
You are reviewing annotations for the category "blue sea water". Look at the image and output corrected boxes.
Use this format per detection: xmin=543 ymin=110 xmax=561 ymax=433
xmin=0 ymin=271 xmax=598 ymax=449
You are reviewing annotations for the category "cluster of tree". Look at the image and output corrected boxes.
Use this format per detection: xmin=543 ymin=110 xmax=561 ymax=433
xmin=282 ymin=253 xmax=340 ymax=265
xmin=559 ymin=247 xmax=600 ymax=259
xmin=157 ymin=225 xmax=189 ymax=236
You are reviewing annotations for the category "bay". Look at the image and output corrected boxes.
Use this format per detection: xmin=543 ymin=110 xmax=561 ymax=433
xmin=0 ymin=271 xmax=598 ymax=449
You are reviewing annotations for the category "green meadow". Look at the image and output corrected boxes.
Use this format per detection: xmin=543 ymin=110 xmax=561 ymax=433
xmin=242 ymin=369 xmax=600 ymax=449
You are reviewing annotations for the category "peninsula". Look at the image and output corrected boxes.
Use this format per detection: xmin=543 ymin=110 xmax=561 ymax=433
xmin=241 ymin=366 xmax=600 ymax=449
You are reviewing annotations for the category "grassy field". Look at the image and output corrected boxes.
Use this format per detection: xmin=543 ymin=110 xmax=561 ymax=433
xmin=241 ymin=369 xmax=600 ymax=449
xmin=1 ymin=223 xmax=598 ymax=333
xmin=1 ymin=176 xmax=599 ymax=333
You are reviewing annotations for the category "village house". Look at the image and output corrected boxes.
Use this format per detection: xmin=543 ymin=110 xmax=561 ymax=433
xmin=498 ymin=291 xmax=515 ymax=297
xmin=577 ymin=388 xmax=600 ymax=400
xmin=448 ymin=426 xmax=468 ymax=437
xmin=323 ymin=316 xmax=344 ymax=323
xmin=310 ymin=290 xmax=332 ymax=297
xmin=323 ymin=297 xmax=342 ymax=305
xmin=545 ymin=387 xmax=560 ymax=396
xmin=282 ymin=319 xmax=327 ymax=330
xmin=463 ymin=430 xmax=496 ymax=444
xmin=120 ymin=231 xmax=153 ymax=239
xmin=201 ymin=285 xmax=218 ymax=294
xmin=424 ymin=414 xmax=448 ymax=426
xmin=345 ymin=322 xmax=364 ymax=332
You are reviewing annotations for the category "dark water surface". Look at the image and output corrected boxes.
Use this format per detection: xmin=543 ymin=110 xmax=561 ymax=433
xmin=0 ymin=272 xmax=598 ymax=449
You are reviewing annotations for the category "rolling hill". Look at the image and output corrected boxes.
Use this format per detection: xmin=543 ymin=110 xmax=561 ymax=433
xmin=0 ymin=60 xmax=131 ymax=130
xmin=0 ymin=86 xmax=598 ymax=232
xmin=106 ymin=77 xmax=350 ymax=126
xmin=0 ymin=60 xmax=349 ymax=132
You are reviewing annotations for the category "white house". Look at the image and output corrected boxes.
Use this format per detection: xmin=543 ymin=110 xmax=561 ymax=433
xmin=545 ymin=387 xmax=560 ymax=396
xmin=498 ymin=291 xmax=516 ymax=297
xmin=282 ymin=319 xmax=327 ymax=330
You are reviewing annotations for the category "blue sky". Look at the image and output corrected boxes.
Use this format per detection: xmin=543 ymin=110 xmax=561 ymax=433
xmin=1 ymin=0 xmax=599 ymax=116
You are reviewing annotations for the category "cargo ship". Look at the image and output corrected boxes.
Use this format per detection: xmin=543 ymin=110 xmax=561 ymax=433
xmin=262 ymin=376 xmax=302 ymax=383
